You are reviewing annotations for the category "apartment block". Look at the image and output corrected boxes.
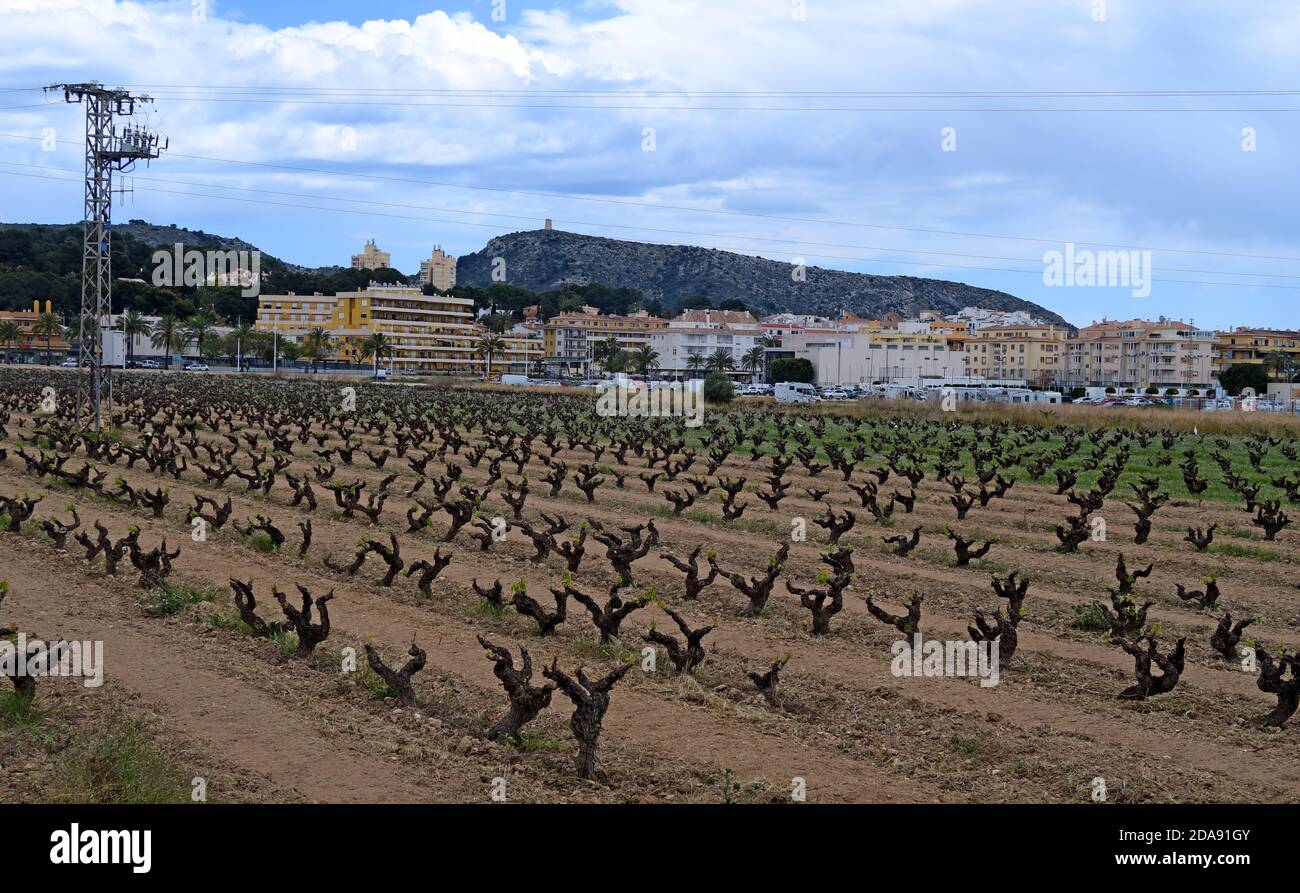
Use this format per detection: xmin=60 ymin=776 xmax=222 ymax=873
xmin=350 ymin=239 xmax=391 ymax=271
xmin=650 ymin=309 xmax=764 ymax=376
xmin=0 ymin=300 xmax=68 ymax=361
xmin=255 ymin=284 xmax=540 ymax=374
xmin=1064 ymin=319 xmax=1215 ymax=390
xmin=963 ymin=325 xmax=1068 ymax=387
xmin=542 ymin=307 xmax=666 ymax=374
xmin=418 ymin=246 xmax=457 ymax=291
xmin=1212 ymin=328 xmax=1300 ymax=378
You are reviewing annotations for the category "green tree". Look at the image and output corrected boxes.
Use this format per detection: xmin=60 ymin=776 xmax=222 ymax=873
xmin=361 ymin=331 xmax=394 ymax=377
xmin=223 ymin=321 xmax=255 ymax=368
xmin=741 ymin=345 xmax=766 ymax=382
xmin=770 ymin=356 xmax=815 ymax=384
xmin=481 ymin=312 xmax=513 ymax=334
xmin=476 ymin=333 xmax=504 ymax=380
xmin=32 ymin=311 xmax=62 ymax=365
xmin=605 ymin=349 xmax=628 ymax=373
xmin=182 ymin=309 xmax=219 ymax=361
xmin=591 ymin=335 xmax=623 ymax=373
xmin=1263 ymin=350 xmax=1295 ymax=382
xmin=703 ymin=371 xmax=734 ymax=403
xmin=706 ymin=348 xmax=735 ymax=373
xmin=0 ymin=319 xmax=20 ymax=364
xmin=1218 ymin=363 xmax=1270 ymax=396
xmin=685 ymin=353 xmax=705 ymax=377
xmin=150 ymin=314 xmax=185 ymax=368
xmin=301 ymin=327 xmax=334 ymax=372
xmin=630 ymin=343 xmax=659 ymax=376
xmin=121 ymin=308 xmax=152 ymax=367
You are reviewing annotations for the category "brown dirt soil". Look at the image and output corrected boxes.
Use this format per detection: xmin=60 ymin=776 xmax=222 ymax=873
xmin=1 ymin=373 xmax=1297 ymax=803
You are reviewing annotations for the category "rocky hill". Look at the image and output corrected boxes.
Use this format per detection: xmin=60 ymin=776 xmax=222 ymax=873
xmin=457 ymin=229 xmax=1067 ymax=325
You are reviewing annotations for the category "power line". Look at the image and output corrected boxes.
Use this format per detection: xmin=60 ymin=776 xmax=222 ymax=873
xmin=2 ymin=128 xmax=1300 ymax=262
xmin=70 ymin=94 xmax=1300 ymax=112
xmin=93 ymin=85 xmax=1300 ymax=97
xmin=1 ymin=128 xmax=1297 ymax=264
xmin=4 ymin=167 xmax=1297 ymax=291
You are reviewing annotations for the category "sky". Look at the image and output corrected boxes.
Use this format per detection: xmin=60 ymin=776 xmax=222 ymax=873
xmin=0 ymin=0 xmax=1297 ymax=330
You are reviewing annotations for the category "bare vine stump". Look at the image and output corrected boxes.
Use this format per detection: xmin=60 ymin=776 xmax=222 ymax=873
xmin=478 ymin=635 xmax=554 ymax=740
xmin=364 ymin=640 xmax=427 ymax=708
xmin=543 ymin=659 xmax=634 ymax=781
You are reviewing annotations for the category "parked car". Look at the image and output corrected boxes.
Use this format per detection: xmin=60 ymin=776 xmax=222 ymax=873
xmin=820 ymin=387 xmax=850 ymax=401
xmin=184 ymin=362 xmax=209 ymax=372
xmin=59 ymin=356 xmax=79 ymax=368
xmin=374 ymin=368 xmax=390 ymax=380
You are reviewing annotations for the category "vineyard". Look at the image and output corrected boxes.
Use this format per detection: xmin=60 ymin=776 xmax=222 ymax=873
xmin=1 ymin=368 xmax=1298 ymax=804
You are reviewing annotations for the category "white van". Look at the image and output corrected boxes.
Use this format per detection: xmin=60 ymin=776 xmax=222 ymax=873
xmin=775 ymin=381 xmax=821 ymax=403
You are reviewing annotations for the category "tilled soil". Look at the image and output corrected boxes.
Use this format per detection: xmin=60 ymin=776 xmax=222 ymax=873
xmin=1 ymin=379 xmax=1297 ymax=803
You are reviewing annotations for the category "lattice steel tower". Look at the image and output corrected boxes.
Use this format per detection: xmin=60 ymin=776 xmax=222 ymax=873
xmin=45 ymin=83 xmax=165 ymax=431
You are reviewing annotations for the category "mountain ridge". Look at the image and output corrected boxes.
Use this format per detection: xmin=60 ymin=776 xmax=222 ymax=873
xmin=457 ymin=229 xmax=1068 ymax=326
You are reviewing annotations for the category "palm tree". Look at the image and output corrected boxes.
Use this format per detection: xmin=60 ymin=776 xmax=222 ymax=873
xmin=150 ymin=314 xmax=185 ymax=368
xmin=226 ymin=321 xmax=254 ymax=370
xmin=0 ymin=319 xmax=20 ymax=365
xmin=741 ymin=345 xmax=766 ymax=383
xmin=182 ymin=309 xmax=219 ymax=361
xmin=685 ymin=353 xmax=705 ymax=377
xmin=302 ymin=327 xmax=334 ymax=373
xmin=1263 ymin=350 xmax=1292 ymax=382
xmin=706 ymin=347 xmax=736 ymax=373
xmin=32 ymin=312 xmax=62 ymax=365
xmin=121 ymin=308 xmax=151 ymax=368
xmin=360 ymin=331 xmax=394 ymax=378
xmin=476 ymin=333 xmax=504 ymax=380
xmin=591 ymin=335 xmax=623 ymax=373
xmin=630 ymin=343 xmax=659 ymax=377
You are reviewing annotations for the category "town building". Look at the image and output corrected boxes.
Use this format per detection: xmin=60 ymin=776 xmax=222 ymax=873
xmin=649 ymin=309 xmax=764 ymax=378
xmin=1064 ymin=319 xmax=1216 ymax=391
xmin=254 ymin=284 xmax=541 ymax=374
xmin=418 ymin=246 xmax=457 ymax=291
xmin=350 ymin=239 xmax=391 ymax=271
xmin=541 ymin=307 xmax=666 ymax=375
xmin=1212 ymin=328 xmax=1300 ymax=380
xmin=963 ymin=324 xmax=1068 ymax=388
xmin=0 ymin=300 xmax=68 ymax=362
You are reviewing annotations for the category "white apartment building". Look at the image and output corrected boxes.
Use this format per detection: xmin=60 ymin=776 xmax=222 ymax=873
xmin=951 ymin=306 xmax=1045 ymax=333
xmin=650 ymin=309 xmax=764 ymax=376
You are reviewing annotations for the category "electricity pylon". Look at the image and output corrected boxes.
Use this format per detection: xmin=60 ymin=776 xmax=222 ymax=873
xmin=45 ymin=82 xmax=166 ymax=432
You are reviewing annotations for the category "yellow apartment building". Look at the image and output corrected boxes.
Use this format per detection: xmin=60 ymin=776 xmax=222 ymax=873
xmin=964 ymin=325 xmax=1068 ymax=386
xmin=1213 ymin=328 xmax=1300 ymax=379
xmin=542 ymin=307 xmax=666 ymax=374
xmin=0 ymin=300 xmax=70 ymax=362
xmin=255 ymin=285 xmax=541 ymax=374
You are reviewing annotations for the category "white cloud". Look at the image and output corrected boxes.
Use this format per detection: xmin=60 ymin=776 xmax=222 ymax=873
xmin=0 ymin=0 xmax=1296 ymax=327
